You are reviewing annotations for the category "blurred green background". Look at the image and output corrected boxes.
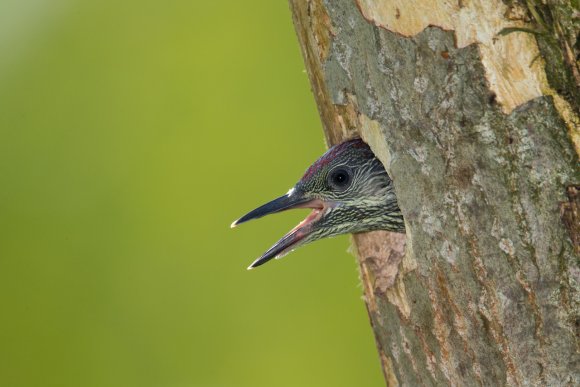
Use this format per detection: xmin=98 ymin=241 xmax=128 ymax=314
xmin=0 ymin=1 xmax=383 ymax=386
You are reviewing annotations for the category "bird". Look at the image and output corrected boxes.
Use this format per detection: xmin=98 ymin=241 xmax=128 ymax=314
xmin=231 ymin=138 xmax=404 ymax=269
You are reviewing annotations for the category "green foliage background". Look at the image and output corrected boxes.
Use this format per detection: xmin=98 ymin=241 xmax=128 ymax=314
xmin=0 ymin=1 xmax=383 ymax=386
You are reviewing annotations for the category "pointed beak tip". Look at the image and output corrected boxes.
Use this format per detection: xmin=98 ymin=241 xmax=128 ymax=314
xmin=230 ymin=220 xmax=239 ymax=229
xmin=247 ymin=255 xmax=268 ymax=270
xmin=247 ymin=259 xmax=261 ymax=270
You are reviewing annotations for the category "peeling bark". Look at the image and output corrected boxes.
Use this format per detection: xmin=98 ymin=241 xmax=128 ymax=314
xmin=288 ymin=0 xmax=580 ymax=385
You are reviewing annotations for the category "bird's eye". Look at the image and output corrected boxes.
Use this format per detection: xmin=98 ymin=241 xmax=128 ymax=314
xmin=328 ymin=168 xmax=351 ymax=190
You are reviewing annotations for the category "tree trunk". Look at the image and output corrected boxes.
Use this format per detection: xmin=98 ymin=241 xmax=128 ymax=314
xmin=288 ymin=1 xmax=580 ymax=385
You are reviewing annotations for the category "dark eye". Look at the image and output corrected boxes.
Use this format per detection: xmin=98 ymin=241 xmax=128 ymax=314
xmin=328 ymin=168 xmax=351 ymax=190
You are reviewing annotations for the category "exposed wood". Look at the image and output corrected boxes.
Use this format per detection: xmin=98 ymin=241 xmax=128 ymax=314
xmin=289 ymin=0 xmax=580 ymax=385
xmin=356 ymin=0 xmax=546 ymax=113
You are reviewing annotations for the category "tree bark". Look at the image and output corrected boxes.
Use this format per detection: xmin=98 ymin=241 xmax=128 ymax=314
xmin=288 ymin=1 xmax=580 ymax=385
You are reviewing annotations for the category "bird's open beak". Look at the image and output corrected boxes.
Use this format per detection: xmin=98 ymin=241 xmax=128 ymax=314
xmin=231 ymin=189 xmax=327 ymax=269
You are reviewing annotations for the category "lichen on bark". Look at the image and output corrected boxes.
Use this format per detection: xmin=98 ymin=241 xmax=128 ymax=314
xmin=289 ymin=0 xmax=580 ymax=385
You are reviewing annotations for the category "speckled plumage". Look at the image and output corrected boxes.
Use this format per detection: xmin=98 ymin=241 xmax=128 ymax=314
xmin=232 ymin=138 xmax=404 ymax=269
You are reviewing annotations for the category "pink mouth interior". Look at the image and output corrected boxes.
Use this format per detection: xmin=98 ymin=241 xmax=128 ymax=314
xmin=271 ymin=199 xmax=328 ymax=260
xmin=289 ymin=200 xmax=325 ymax=235
xmin=292 ymin=208 xmax=322 ymax=233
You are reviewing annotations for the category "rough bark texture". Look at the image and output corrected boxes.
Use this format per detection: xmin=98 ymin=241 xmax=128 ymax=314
xmin=289 ymin=0 xmax=580 ymax=385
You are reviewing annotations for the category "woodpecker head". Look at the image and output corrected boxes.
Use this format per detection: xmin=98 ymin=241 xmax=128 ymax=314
xmin=231 ymin=138 xmax=404 ymax=269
